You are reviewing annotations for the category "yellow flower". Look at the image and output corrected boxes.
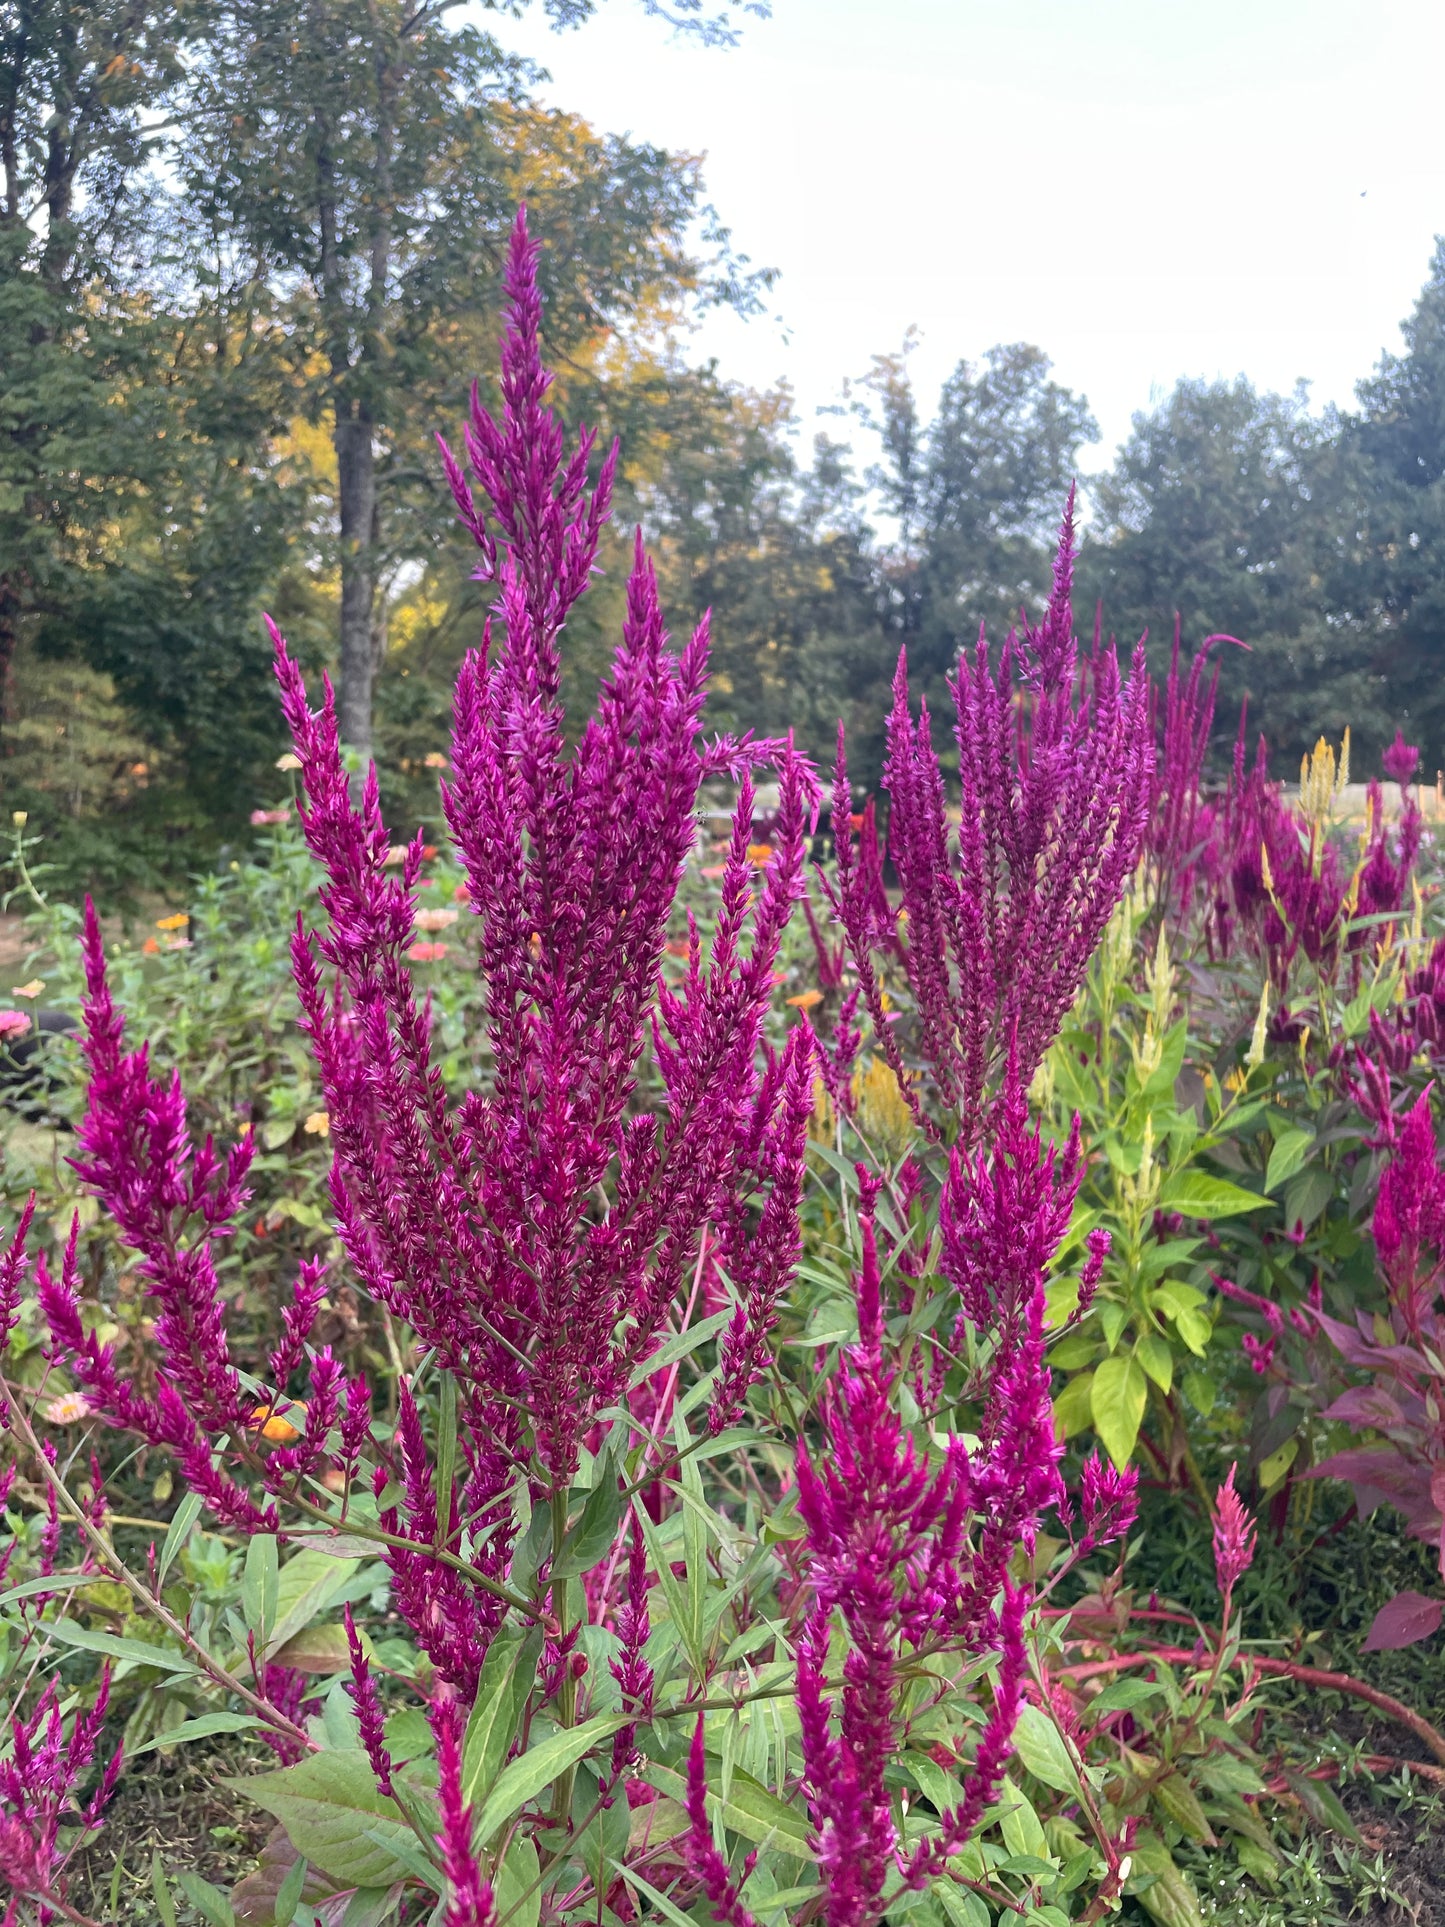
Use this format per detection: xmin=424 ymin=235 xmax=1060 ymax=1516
xmin=275 ymin=752 xmax=302 ymax=771
xmin=304 ymin=1111 xmax=331 ymax=1137
xmin=249 ymin=1403 xmax=305 ymax=1444
xmin=786 ymin=988 xmax=824 ymax=1010
xmin=13 ymin=979 xmax=44 ymax=1000
xmin=423 ymin=751 xmax=448 ymax=769
xmin=155 ymin=913 xmax=189 ymax=932
xmin=414 ymin=907 xmax=459 ymax=932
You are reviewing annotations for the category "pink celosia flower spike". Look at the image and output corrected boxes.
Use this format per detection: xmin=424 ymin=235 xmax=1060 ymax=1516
xmin=830 ymin=494 xmax=1154 ymax=1139
xmin=1212 ymin=1463 xmax=1257 ymax=1601
xmin=264 ymin=205 xmax=816 ymax=1697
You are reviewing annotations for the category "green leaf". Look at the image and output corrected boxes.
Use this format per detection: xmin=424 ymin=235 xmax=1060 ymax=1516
xmin=1258 ymin=1437 xmax=1298 ymax=1492
xmin=1090 ymin=1354 xmax=1148 ymax=1469
xmin=494 ymin=1835 xmax=540 ymax=1927
xmin=1158 ymin=1173 xmax=1266 ymax=1219
xmin=1088 ymin=1676 xmax=1169 ymax=1717
xmin=0 ymin=1572 xmax=110 ymax=1607
xmin=1280 ymin=1767 xmax=1361 ymax=1841
xmin=176 ymin=1870 xmax=236 ymax=1927
xmin=228 ymin=1751 xmax=433 ymax=1887
xmin=152 ymin=1851 xmax=179 ymax=1927
xmin=45 ymin=1620 xmax=196 ymax=1676
xmin=362 ymin=1825 xmax=441 ymax=1893
xmin=1135 ymin=1331 xmax=1173 ymax=1393
xmin=622 ymin=1866 xmax=709 ymax=1927
xmin=1129 ymin=1835 xmax=1207 ymax=1927
xmin=274 ymin=1853 xmax=309 ymax=1927
xmin=1011 ymin=1704 xmax=1081 ymax=1794
xmin=434 ymin=1371 xmax=458 ymax=1551
xmin=996 ymin=1784 xmax=1049 ymax=1860
xmin=1153 ymin=1771 xmax=1215 ymax=1844
xmin=1098 ymin=1300 xmax=1129 ymax=1352
xmin=1264 ymin=1127 xmax=1313 ymax=1193
xmin=554 ymin=1472 xmax=625 ymax=1580
xmin=338 ymin=1888 xmax=396 ymax=1927
xmin=132 ymin=1713 xmax=262 ymax=1756
xmin=643 ymin=1761 xmax=811 ymax=1854
xmin=1283 ymin=1162 xmax=1334 ymax=1233
xmin=933 ymin=1882 xmax=990 ymax=1927
xmin=628 ymin=1308 xmax=734 ymax=1389
xmin=460 ymin=1625 xmax=543 ymax=1808
xmin=1051 ymin=1371 xmax=1095 ymax=1440
xmin=1182 ymin=1370 xmax=1216 ymax=1415
xmin=472 ymin=1713 xmax=630 ymax=1843
xmin=244 ymin=1534 xmax=280 ymax=1643
xmin=158 ymin=1490 xmax=205 ymax=1586
xmin=632 ymin=1502 xmax=695 ymax=1670
xmin=263 ymin=1547 xmax=379 ymax=1662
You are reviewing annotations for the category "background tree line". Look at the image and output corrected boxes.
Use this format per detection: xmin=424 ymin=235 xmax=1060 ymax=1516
xmin=5 ymin=0 xmax=1445 ymax=893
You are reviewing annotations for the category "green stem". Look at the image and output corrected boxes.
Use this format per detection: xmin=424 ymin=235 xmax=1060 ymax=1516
xmin=547 ymin=1486 xmax=577 ymax=1823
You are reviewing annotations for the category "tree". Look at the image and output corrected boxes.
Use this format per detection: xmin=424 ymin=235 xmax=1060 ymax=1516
xmin=1349 ymin=237 xmax=1445 ymax=769
xmin=852 ymin=335 xmax=1097 ymax=727
xmin=169 ymin=0 xmax=771 ymax=765
xmin=1082 ymin=377 xmax=1390 ymax=765
xmin=0 ymin=0 xmax=184 ymax=718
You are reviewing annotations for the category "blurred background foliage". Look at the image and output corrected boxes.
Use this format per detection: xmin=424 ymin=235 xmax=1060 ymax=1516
xmin=7 ymin=3 xmax=1445 ymax=901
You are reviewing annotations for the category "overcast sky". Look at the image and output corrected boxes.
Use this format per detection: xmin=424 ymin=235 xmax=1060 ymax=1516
xmin=487 ymin=0 xmax=1445 ymax=473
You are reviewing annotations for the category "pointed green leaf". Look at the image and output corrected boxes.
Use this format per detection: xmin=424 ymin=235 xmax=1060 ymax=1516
xmin=628 ymin=1309 xmax=734 ymax=1389
xmin=176 ymin=1870 xmax=236 ymax=1927
xmin=158 ymin=1491 xmax=204 ymax=1585
xmin=132 ymin=1713 xmax=262 ymax=1756
xmin=45 ymin=1620 xmax=196 ymax=1675
xmin=244 ymin=1534 xmax=280 ymax=1642
xmin=1011 ymin=1703 xmax=1082 ymax=1794
xmin=460 ymin=1625 xmax=543 ymax=1808
xmin=1091 ymin=1354 xmax=1149 ymax=1468
xmin=1135 ymin=1332 xmax=1173 ymax=1394
xmin=227 ymin=1751 xmax=434 ymax=1887
xmin=1159 ymin=1174 xmax=1265 ymax=1219
xmin=472 ymin=1714 xmax=630 ymax=1843
xmin=1264 ymin=1127 xmax=1313 ymax=1194
xmin=151 ymin=1851 xmax=179 ymax=1927
xmin=274 ymin=1853 xmax=309 ymax=1927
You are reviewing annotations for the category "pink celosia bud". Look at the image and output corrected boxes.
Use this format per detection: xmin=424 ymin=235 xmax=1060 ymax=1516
xmin=1078 ymin=1451 xmax=1138 ymax=1553
xmin=1383 ymin=729 xmax=1420 ymax=786
xmin=1212 ymin=1463 xmax=1257 ymax=1598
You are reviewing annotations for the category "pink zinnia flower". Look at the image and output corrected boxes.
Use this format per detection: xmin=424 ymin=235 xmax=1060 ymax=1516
xmin=0 ymin=1012 xmax=31 ymax=1042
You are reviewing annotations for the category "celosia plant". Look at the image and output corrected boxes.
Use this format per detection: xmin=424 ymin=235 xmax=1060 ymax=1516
xmin=1305 ymin=1086 xmax=1445 ymax=1650
xmin=0 ymin=212 xmax=1279 ymax=1927
xmin=829 ymin=492 xmax=1154 ymax=1137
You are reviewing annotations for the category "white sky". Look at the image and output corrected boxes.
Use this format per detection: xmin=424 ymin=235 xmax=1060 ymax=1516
xmin=488 ymin=0 xmax=1445 ymax=475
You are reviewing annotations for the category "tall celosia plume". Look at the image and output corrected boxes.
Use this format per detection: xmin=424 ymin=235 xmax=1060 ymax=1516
xmin=1146 ymin=623 xmax=1240 ymax=919
xmin=1217 ymin=728 xmax=1421 ymax=993
xmin=28 ymin=208 xmax=815 ymax=1718
xmin=829 ymin=492 xmax=1153 ymax=1136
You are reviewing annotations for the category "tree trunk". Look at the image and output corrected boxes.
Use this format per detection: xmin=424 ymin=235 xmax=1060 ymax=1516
xmin=334 ymin=399 xmax=377 ymax=763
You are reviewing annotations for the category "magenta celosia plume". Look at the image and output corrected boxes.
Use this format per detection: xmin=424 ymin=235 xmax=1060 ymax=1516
xmin=30 ymin=207 xmax=815 ymax=1743
xmin=829 ymin=491 xmax=1154 ymax=1136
